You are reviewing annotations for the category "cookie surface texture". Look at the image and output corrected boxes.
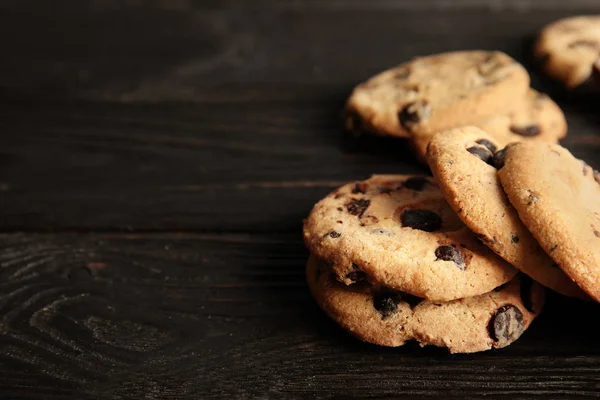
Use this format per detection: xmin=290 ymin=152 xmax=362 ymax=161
xmin=303 ymin=175 xmax=517 ymax=301
xmin=306 ymin=255 xmax=544 ymax=353
xmin=498 ymin=141 xmax=600 ymax=302
xmin=427 ymin=127 xmax=586 ymax=298
xmin=410 ymin=89 xmax=566 ymax=162
xmin=345 ymin=50 xmax=530 ymax=138
xmin=535 ymin=15 xmax=600 ymax=88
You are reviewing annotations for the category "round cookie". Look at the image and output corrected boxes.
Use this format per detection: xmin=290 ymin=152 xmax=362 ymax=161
xmin=344 ymin=50 xmax=530 ymax=138
xmin=535 ymin=16 xmax=600 ymax=88
xmin=307 ymin=255 xmax=544 ymax=353
xmin=497 ymin=142 xmax=600 ymax=302
xmin=303 ymin=175 xmax=518 ymax=301
xmin=427 ymin=127 xmax=586 ymax=298
xmin=410 ymin=88 xmax=567 ymax=162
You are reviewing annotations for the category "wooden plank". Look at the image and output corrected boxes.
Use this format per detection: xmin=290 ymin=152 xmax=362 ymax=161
xmin=0 ymin=97 xmax=599 ymax=232
xmin=0 ymin=232 xmax=599 ymax=399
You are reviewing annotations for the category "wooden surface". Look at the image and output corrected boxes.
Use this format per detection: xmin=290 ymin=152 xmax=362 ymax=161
xmin=1 ymin=1 xmax=600 ymax=398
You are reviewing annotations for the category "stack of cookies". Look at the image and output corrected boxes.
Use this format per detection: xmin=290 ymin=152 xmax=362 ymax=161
xmin=344 ymin=50 xmax=567 ymax=162
xmin=304 ymin=50 xmax=600 ymax=354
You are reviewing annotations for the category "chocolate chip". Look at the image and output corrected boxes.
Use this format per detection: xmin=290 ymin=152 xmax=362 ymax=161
xmin=346 ymin=263 xmax=367 ymax=284
xmin=346 ymin=198 xmax=370 ymax=217
xmin=594 ymin=230 xmax=600 ymax=238
xmin=401 ymin=209 xmax=442 ymax=232
xmin=511 ymin=235 xmax=519 ymax=244
xmin=489 ymin=305 xmax=524 ymax=345
xmin=527 ymin=191 xmax=539 ymax=206
xmin=352 ymin=182 xmax=368 ymax=194
xmin=373 ymin=291 xmax=402 ymax=319
xmin=550 ymin=244 xmax=558 ymax=253
xmin=337 ymin=207 xmax=343 ymax=212
xmin=493 ymin=148 xmax=506 ymax=169
xmin=510 ymin=124 xmax=541 ymax=137
xmin=336 ymin=220 xmax=343 ymax=224
xmin=398 ymin=101 xmax=431 ymax=130
xmin=519 ymin=275 xmax=535 ymax=313
xmin=434 ymin=245 xmax=466 ymax=270
xmin=378 ymin=187 xmax=393 ymax=194
xmin=328 ymin=231 xmax=341 ymax=238
xmin=475 ymin=139 xmax=497 ymax=153
xmin=402 ymin=176 xmax=430 ymax=191
xmin=467 ymin=146 xmax=494 ymax=165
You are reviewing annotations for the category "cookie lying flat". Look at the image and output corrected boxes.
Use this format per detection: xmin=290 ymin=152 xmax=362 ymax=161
xmin=535 ymin=15 xmax=600 ymax=88
xmin=345 ymin=51 xmax=530 ymax=138
xmin=497 ymin=142 xmax=600 ymax=302
xmin=410 ymin=88 xmax=567 ymax=162
xmin=427 ymin=127 xmax=586 ymax=298
xmin=303 ymin=175 xmax=517 ymax=301
xmin=307 ymin=255 xmax=544 ymax=353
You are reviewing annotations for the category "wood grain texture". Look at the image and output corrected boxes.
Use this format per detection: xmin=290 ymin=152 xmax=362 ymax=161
xmin=2 ymin=0 xmax=600 ymax=398
xmin=0 ymin=233 xmax=599 ymax=399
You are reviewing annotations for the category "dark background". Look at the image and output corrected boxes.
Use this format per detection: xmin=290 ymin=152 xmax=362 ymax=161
xmin=1 ymin=0 xmax=600 ymax=398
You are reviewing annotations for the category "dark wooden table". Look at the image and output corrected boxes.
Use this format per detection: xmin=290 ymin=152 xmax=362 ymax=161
xmin=2 ymin=1 xmax=600 ymax=398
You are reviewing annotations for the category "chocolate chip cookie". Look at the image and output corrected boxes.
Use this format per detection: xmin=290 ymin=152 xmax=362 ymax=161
xmin=535 ymin=15 xmax=600 ymax=88
xmin=410 ymin=88 xmax=567 ymax=162
xmin=497 ymin=141 xmax=600 ymax=302
xmin=303 ymin=175 xmax=517 ymax=301
xmin=307 ymin=255 xmax=544 ymax=353
xmin=427 ymin=127 xmax=586 ymax=298
xmin=344 ymin=51 xmax=530 ymax=138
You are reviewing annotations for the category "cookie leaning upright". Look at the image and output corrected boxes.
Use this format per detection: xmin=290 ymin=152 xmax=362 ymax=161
xmin=427 ymin=127 xmax=586 ymax=298
xmin=307 ymin=255 xmax=544 ymax=353
xmin=303 ymin=175 xmax=517 ymax=301
xmin=535 ymin=16 xmax=600 ymax=88
xmin=497 ymin=142 xmax=600 ymax=302
xmin=344 ymin=51 xmax=530 ymax=138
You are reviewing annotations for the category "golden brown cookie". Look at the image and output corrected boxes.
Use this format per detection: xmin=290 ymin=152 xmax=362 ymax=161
xmin=303 ymin=175 xmax=518 ymax=301
xmin=497 ymin=142 xmax=600 ymax=302
xmin=427 ymin=127 xmax=586 ymax=298
xmin=535 ymin=15 xmax=600 ymax=88
xmin=345 ymin=51 xmax=530 ymax=138
xmin=307 ymin=255 xmax=544 ymax=353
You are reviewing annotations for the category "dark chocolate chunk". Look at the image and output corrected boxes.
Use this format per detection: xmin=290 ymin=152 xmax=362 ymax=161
xmin=493 ymin=148 xmax=506 ymax=169
xmin=346 ymin=198 xmax=370 ymax=217
xmin=373 ymin=291 xmax=402 ymax=319
xmin=511 ymin=235 xmax=519 ymax=244
xmin=346 ymin=263 xmax=367 ymax=284
xmin=329 ymin=231 xmax=341 ymax=238
xmin=402 ymin=176 xmax=430 ymax=191
xmin=510 ymin=124 xmax=541 ymax=137
xmin=467 ymin=146 xmax=494 ymax=165
xmin=519 ymin=275 xmax=535 ymax=313
xmin=401 ymin=209 xmax=442 ymax=232
xmin=527 ymin=191 xmax=539 ymax=206
xmin=476 ymin=139 xmax=497 ymax=153
xmin=434 ymin=245 xmax=466 ymax=270
xmin=398 ymin=101 xmax=431 ymax=130
xmin=488 ymin=305 xmax=524 ymax=345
